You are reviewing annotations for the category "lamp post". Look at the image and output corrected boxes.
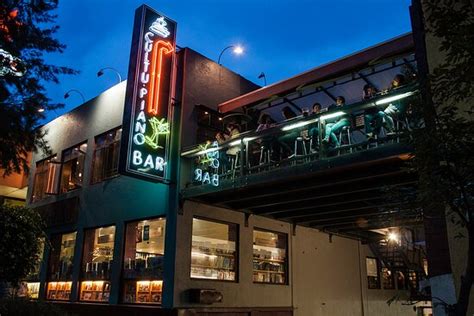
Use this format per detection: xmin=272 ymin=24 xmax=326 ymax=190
xmin=97 ymin=67 xmax=122 ymax=83
xmin=64 ymin=89 xmax=86 ymax=104
xmin=217 ymin=45 xmax=244 ymax=65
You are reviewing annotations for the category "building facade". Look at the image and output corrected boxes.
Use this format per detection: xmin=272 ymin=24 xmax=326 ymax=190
xmin=23 ymin=2 xmax=471 ymax=315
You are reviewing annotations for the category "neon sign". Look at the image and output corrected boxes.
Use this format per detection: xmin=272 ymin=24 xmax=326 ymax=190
xmin=194 ymin=141 xmax=220 ymax=187
xmin=120 ymin=5 xmax=177 ymax=181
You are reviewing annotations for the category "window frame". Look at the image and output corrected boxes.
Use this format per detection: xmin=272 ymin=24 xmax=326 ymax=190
xmin=366 ymin=256 xmax=381 ymax=289
xmin=90 ymin=127 xmax=122 ymax=185
xmin=31 ymin=155 xmax=58 ymax=202
xmin=120 ymin=216 xmax=167 ymax=305
xmin=252 ymin=227 xmax=289 ymax=285
xmin=189 ymin=216 xmax=240 ymax=283
xmin=58 ymin=141 xmax=88 ymax=194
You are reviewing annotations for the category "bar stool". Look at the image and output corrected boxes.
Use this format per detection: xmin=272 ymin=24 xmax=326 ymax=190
xmin=229 ymin=153 xmax=240 ymax=178
xmin=259 ymin=145 xmax=272 ymax=165
xmin=289 ymin=137 xmax=307 ymax=164
xmin=337 ymin=126 xmax=352 ymax=154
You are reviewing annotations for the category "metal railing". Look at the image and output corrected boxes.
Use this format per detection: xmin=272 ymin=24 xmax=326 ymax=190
xmin=182 ymin=84 xmax=420 ymax=188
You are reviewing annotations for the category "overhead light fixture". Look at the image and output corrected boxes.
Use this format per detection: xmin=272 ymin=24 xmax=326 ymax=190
xmin=320 ymin=111 xmax=345 ymax=121
xmin=387 ymin=232 xmax=399 ymax=243
xmin=229 ymin=137 xmax=256 ymax=147
xmin=195 ymin=147 xmax=220 ymax=156
xmin=281 ymin=118 xmax=318 ymax=131
xmin=37 ymin=107 xmax=45 ymax=113
xmin=375 ymin=91 xmax=416 ymax=106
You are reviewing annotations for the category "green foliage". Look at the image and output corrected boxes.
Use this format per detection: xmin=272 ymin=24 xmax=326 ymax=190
xmin=0 ymin=0 xmax=77 ymax=175
xmin=0 ymin=204 xmax=45 ymax=284
xmin=0 ymin=297 xmax=69 ymax=316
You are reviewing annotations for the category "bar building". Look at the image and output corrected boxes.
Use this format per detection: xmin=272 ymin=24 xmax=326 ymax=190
xmin=22 ymin=2 xmax=470 ymax=315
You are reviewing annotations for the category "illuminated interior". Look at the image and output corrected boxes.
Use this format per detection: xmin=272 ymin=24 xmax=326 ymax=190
xmin=46 ymin=281 xmax=72 ymax=301
xmin=252 ymin=230 xmax=287 ymax=284
xmin=123 ymin=280 xmax=163 ymax=304
xmin=26 ymin=282 xmax=40 ymax=299
xmin=123 ymin=218 xmax=166 ymax=304
xmin=80 ymin=280 xmax=111 ymax=302
xmin=190 ymin=218 xmax=237 ymax=281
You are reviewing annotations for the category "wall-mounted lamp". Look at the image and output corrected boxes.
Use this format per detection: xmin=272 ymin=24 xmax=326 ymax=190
xmin=97 ymin=67 xmax=122 ymax=83
xmin=218 ymin=45 xmax=244 ymax=65
xmin=64 ymin=89 xmax=86 ymax=104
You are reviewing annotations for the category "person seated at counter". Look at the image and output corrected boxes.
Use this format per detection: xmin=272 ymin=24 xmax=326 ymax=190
xmin=362 ymin=84 xmax=384 ymax=139
xmin=382 ymin=74 xmax=409 ymax=132
xmin=322 ymin=96 xmax=351 ymax=146
xmin=256 ymin=113 xmax=276 ymax=132
xmin=281 ymin=106 xmax=297 ymax=120
xmin=308 ymin=102 xmax=322 ymax=151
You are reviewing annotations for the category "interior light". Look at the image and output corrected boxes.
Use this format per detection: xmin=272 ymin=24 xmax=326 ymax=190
xmin=233 ymin=46 xmax=244 ymax=55
xmin=37 ymin=108 xmax=45 ymax=113
xmin=375 ymin=91 xmax=416 ymax=106
xmin=320 ymin=111 xmax=345 ymax=121
xmin=281 ymin=117 xmax=319 ymax=131
xmin=195 ymin=146 xmax=220 ymax=156
xmin=387 ymin=232 xmax=399 ymax=243
xmin=229 ymin=137 xmax=256 ymax=147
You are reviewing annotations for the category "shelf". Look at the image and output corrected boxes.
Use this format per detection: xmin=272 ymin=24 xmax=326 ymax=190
xmin=253 ymin=258 xmax=285 ymax=263
xmin=192 ymin=250 xmax=235 ymax=258
xmin=192 ymin=264 xmax=234 ymax=270
xmin=254 ymin=270 xmax=285 ymax=274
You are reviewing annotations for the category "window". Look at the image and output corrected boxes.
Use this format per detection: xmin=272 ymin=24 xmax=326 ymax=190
xmin=46 ymin=232 xmax=77 ymax=300
xmin=366 ymin=257 xmax=380 ymax=289
xmin=80 ymin=225 xmax=115 ymax=302
xmin=91 ymin=128 xmax=122 ymax=183
xmin=59 ymin=142 xmax=87 ymax=193
xmin=253 ymin=229 xmax=287 ymax=284
xmin=382 ymin=266 xmax=395 ymax=289
xmin=31 ymin=156 xmax=58 ymax=202
xmin=123 ymin=218 xmax=166 ymax=304
xmin=190 ymin=218 xmax=237 ymax=281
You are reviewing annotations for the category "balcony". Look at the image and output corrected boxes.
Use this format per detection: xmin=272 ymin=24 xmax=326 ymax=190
xmin=181 ymin=84 xmax=421 ymax=238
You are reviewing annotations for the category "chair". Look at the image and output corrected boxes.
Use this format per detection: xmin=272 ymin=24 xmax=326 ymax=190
xmin=337 ymin=126 xmax=353 ymax=154
xmin=289 ymin=137 xmax=308 ymax=164
xmin=259 ymin=145 xmax=272 ymax=167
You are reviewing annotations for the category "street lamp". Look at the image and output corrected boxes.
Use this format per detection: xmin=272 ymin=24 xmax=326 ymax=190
xmin=97 ymin=67 xmax=122 ymax=83
xmin=217 ymin=45 xmax=244 ymax=65
xmin=64 ymin=89 xmax=86 ymax=104
xmin=258 ymin=72 xmax=267 ymax=86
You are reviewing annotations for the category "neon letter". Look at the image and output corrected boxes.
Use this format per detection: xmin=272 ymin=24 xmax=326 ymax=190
xmin=194 ymin=169 xmax=202 ymax=181
xmin=155 ymin=157 xmax=165 ymax=171
xmin=133 ymin=150 xmax=143 ymax=165
xmin=133 ymin=133 xmax=145 ymax=145
xmin=211 ymin=174 xmax=219 ymax=187
xmin=144 ymin=155 xmax=154 ymax=168
xmin=148 ymin=40 xmax=174 ymax=115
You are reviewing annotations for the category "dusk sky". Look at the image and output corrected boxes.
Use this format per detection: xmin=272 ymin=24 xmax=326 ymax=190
xmin=43 ymin=0 xmax=413 ymax=123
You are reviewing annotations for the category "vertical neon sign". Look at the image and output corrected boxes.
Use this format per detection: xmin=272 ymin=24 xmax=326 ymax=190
xmin=120 ymin=5 xmax=177 ymax=181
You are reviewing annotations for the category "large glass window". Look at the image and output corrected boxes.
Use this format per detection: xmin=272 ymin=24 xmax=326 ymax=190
xmin=31 ymin=156 xmax=58 ymax=202
xmin=18 ymin=238 xmax=46 ymax=299
xmin=122 ymin=218 xmax=166 ymax=304
xmin=190 ymin=218 xmax=237 ymax=281
xmin=91 ymin=128 xmax=122 ymax=183
xmin=59 ymin=142 xmax=87 ymax=193
xmin=46 ymin=232 xmax=77 ymax=300
xmin=253 ymin=229 xmax=287 ymax=284
xmin=80 ymin=225 xmax=115 ymax=302
xmin=382 ymin=266 xmax=395 ymax=289
xmin=366 ymin=257 xmax=380 ymax=289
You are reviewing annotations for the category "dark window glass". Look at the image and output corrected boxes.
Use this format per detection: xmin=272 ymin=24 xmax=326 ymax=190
xmin=31 ymin=156 xmax=58 ymax=201
xmin=80 ymin=225 xmax=115 ymax=302
xmin=366 ymin=257 xmax=380 ymax=289
xmin=91 ymin=128 xmax=122 ymax=183
xmin=122 ymin=218 xmax=166 ymax=304
xmin=60 ymin=143 xmax=87 ymax=193
xmin=382 ymin=266 xmax=395 ymax=289
xmin=253 ymin=230 xmax=287 ymax=284
xmin=46 ymin=232 xmax=76 ymax=300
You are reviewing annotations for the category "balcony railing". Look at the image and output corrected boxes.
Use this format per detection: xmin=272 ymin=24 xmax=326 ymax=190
xmin=182 ymin=84 xmax=420 ymax=188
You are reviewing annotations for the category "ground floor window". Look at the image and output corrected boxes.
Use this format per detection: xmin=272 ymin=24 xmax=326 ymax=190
xmin=366 ymin=257 xmax=380 ymax=289
xmin=80 ymin=225 xmax=115 ymax=302
xmin=381 ymin=266 xmax=395 ymax=289
xmin=47 ymin=232 xmax=77 ymax=300
xmin=190 ymin=218 xmax=237 ymax=281
xmin=252 ymin=229 xmax=287 ymax=284
xmin=122 ymin=218 xmax=166 ymax=304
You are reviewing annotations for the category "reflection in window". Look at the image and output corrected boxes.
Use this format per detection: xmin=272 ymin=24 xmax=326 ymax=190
xmin=32 ymin=156 xmax=58 ymax=202
xmin=366 ymin=257 xmax=380 ymax=289
xmin=253 ymin=230 xmax=287 ymax=284
xmin=382 ymin=266 xmax=395 ymax=289
xmin=91 ymin=128 xmax=122 ymax=183
xmin=60 ymin=142 xmax=87 ymax=193
xmin=47 ymin=232 xmax=76 ymax=300
xmin=80 ymin=225 xmax=115 ymax=302
xmin=123 ymin=218 xmax=166 ymax=304
xmin=190 ymin=218 xmax=237 ymax=281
